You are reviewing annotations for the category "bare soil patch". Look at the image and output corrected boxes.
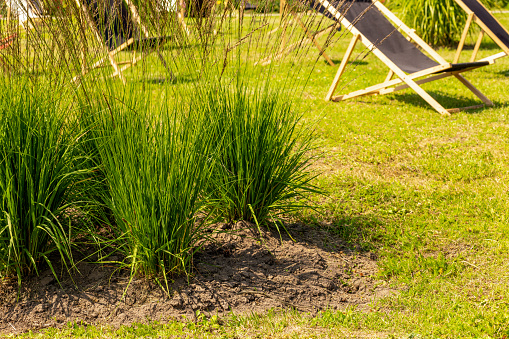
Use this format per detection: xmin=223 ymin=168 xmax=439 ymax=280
xmin=0 ymin=222 xmax=395 ymax=335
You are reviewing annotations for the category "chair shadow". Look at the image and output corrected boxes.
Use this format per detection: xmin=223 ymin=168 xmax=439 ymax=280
xmin=268 ymin=213 xmax=385 ymax=255
xmin=388 ymin=91 xmax=501 ymax=114
xmin=459 ymin=40 xmax=502 ymax=51
xmin=330 ymin=59 xmax=368 ymax=66
xmin=496 ymin=70 xmax=509 ymax=77
xmin=140 ymin=74 xmax=196 ymax=85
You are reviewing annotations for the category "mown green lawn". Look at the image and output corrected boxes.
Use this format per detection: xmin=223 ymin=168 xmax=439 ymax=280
xmin=8 ymin=11 xmax=509 ymax=339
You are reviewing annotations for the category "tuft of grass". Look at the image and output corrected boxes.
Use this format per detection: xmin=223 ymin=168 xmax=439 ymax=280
xmin=0 ymin=78 xmax=92 ymax=285
xmin=200 ymin=83 xmax=320 ymax=225
xmin=84 ymin=88 xmax=214 ymax=288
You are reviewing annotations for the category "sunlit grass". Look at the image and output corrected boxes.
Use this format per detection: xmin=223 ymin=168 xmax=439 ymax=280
xmin=2 ymin=4 xmax=509 ymax=339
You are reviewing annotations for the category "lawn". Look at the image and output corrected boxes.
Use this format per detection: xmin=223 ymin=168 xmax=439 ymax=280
xmin=2 ymin=7 xmax=509 ymax=339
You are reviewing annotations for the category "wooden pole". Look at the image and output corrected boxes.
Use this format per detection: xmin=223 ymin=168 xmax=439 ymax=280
xmin=6 ymin=2 xmax=12 ymax=28
xmin=280 ymin=0 xmax=287 ymax=52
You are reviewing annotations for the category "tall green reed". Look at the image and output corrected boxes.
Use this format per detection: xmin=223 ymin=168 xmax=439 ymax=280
xmin=81 ymin=87 xmax=214 ymax=287
xmin=201 ymin=83 xmax=320 ymax=225
xmin=0 ymin=78 xmax=92 ymax=284
xmin=0 ymin=0 xmax=332 ymax=287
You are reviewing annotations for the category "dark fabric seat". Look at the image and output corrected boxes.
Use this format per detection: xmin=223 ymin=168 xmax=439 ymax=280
xmin=453 ymin=0 xmax=509 ymax=63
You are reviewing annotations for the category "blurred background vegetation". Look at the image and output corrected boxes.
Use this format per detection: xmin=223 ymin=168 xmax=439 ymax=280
xmin=388 ymin=0 xmax=509 ymax=46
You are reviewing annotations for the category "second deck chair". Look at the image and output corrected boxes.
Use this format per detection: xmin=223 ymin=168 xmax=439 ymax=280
xmin=258 ymin=0 xmax=340 ymax=66
xmin=453 ymin=0 xmax=509 ymax=63
xmin=73 ymin=0 xmax=172 ymax=84
xmin=322 ymin=0 xmax=494 ymax=115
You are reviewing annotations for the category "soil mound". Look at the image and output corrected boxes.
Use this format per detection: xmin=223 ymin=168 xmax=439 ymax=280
xmin=0 ymin=222 xmax=394 ymax=334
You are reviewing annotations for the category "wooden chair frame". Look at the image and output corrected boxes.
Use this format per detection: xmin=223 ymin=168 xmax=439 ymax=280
xmin=453 ymin=0 xmax=509 ymax=63
xmin=73 ymin=0 xmax=171 ymax=84
xmin=322 ymin=0 xmax=494 ymax=115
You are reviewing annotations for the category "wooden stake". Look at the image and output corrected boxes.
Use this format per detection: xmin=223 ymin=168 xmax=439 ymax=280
xmin=280 ymin=0 xmax=287 ymax=52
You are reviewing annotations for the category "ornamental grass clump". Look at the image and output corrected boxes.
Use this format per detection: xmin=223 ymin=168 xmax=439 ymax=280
xmin=87 ymin=91 xmax=213 ymax=287
xmin=397 ymin=0 xmax=509 ymax=46
xmin=0 ymin=78 xmax=92 ymax=284
xmin=202 ymin=83 xmax=319 ymax=225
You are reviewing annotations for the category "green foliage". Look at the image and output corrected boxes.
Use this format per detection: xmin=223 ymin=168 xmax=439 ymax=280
xmin=395 ymin=0 xmax=509 ymax=46
xmin=399 ymin=0 xmax=467 ymax=46
xmin=201 ymin=83 xmax=319 ymax=225
xmin=84 ymin=89 xmax=214 ymax=283
xmin=0 ymin=79 xmax=91 ymax=283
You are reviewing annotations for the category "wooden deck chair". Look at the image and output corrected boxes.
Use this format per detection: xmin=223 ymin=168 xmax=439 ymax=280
xmin=453 ymin=0 xmax=509 ymax=63
xmin=322 ymin=0 xmax=494 ymax=115
xmin=73 ymin=0 xmax=172 ymax=84
xmin=257 ymin=0 xmax=339 ymax=66
xmin=159 ymin=0 xmax=189 ymax=35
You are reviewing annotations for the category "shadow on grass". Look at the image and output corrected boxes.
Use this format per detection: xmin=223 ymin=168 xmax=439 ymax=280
xmin=274 ymin=212 xmax=387 ymax=256
xmin=140 ymin=74 xmax=196 ymax=85
xmin=330 ymin=59 xmax=368 ymax=66
xmin=458 ymin=40 xmax=502 ymax=51
xmin=496 ymin=69 xmax=509 ymax=77
xmin=389 ymin=91 xmax=492 ymax=114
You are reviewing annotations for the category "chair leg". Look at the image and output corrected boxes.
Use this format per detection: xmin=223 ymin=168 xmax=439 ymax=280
xmin=155 ymin=50 xmax=174 ymax=80
xmin=454 ymin=12 xmax=474 ymax=64
xmin=400 ymin=76 xmax=450 ymax=115
xmin=257 ymin=23 xmax=335 ymax=66
xmin=454 ymin=73 xmax=493 ymax=106
xmin=107 ymin=52 xmax=126 ymax=85
xmin=325 ymin=34 xmax=359 ymax=101
xmin=470 ymin=31 xmax=484 ymax=62
xmin=294 ymin=15 xmax=334 ymax=66
xmin=384 ymin=70 xmax=394 ymax=82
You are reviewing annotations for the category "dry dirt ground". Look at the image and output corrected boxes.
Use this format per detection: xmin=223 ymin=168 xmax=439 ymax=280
xmin=0 ymin=222 xmax=396 ymax=335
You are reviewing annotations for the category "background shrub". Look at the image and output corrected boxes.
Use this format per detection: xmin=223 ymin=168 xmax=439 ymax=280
xmin=392 ymin=0 xmax=509 ymax=46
